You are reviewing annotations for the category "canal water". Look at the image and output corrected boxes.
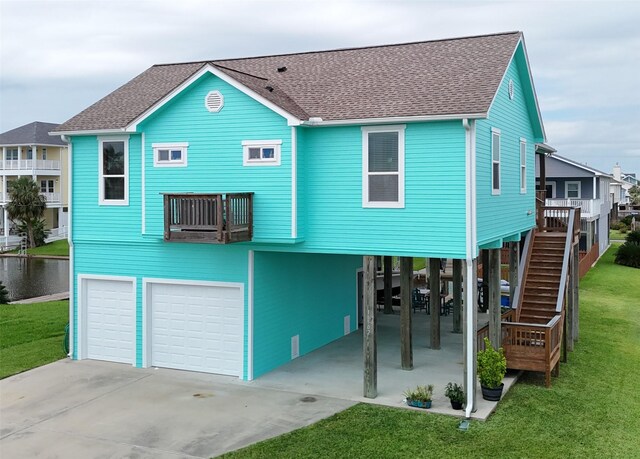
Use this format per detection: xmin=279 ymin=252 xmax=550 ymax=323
xmin=0 ymin=257 xmax=69 ymax=302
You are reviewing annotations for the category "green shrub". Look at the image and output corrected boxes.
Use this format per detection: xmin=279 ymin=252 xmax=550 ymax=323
xmin=620 ymin=214 xmax=640 ymax=226
xmin=610 ymin=222 xmax=621 ymax=230
xmin=16 ymin=218 xmax=49 ymax=247
xmin=477 ymin=337 xmax=507 ymax=389
xmin=0 ymin=281 xmax=9 ymax=304
xmin=625 ymin=230 xmax=640 ymax=245
xmin=620 ymin=223 xmax=629 ymax=234
xmin=615 ymin=241 xmax=640 ymax=269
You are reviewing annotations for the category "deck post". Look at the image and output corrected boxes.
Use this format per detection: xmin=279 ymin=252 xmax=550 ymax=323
xmin=481 ymin=250 xmax=490 ymax=310
xmin=508 ymin=242 xmax=519 ymax=307
xmin=452 ymin=259 xmax=462 ymax=333
xmin=363 ymin=255 xmax=377 ymax=398
xmin=488 ymin=248 xmax=501 ymax=349
xmin=573 ymin=245 xmax=580 ymax=341
xmin=429 ymin=258 xmax=441 ymax=350
xmin=383 ymin=256 xmax=393 ymax=314
xmin=463 ymin=258 xmax=478 ymax=415
xmin=400 ymin=256 xmax=413 ymax=370
xmin=566 ymin=246 xmax=575 ymax=352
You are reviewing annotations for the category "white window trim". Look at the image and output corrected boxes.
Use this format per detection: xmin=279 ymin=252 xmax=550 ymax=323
xmin=362 ymin=124 xmax=405 ymax=209
xmin=491 ymin=128 xmax=501 ymax=195
xmin=152 ymin=142 xmax=189 ymax=167
xmin=565 ymin=181 xmax=581 ymax=199
xmin=242 ymin=140 xmax=282 ymax=166
xmin=98 ymin=135 xmax=129 ymax=206
xmin=520 ymin=138 xmax=527 ymax=194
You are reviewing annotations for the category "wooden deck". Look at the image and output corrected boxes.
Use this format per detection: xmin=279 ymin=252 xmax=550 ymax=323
xmin=163 ymin=193 xmax=253 ymax=244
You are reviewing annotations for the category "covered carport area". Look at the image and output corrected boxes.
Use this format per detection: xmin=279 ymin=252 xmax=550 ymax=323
xmin=247 ymin=306 xmax=518 ymax=420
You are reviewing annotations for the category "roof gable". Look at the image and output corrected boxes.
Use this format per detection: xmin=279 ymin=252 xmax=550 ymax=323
xmin=546 ymin=154 xmax=611 ymax=177
xmin=487 ymin=39 xmax=545 ymax=141
xmin=56 ymin=31 xmax=529 ymax=133
xmin=0 ymin=121 xmax=67 ymax=146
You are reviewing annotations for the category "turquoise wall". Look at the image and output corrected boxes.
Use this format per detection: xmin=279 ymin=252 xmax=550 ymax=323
xmin=252 ymin=251 xmax=362 ymax=378
xmin=475 ymin=48 xmax=538 ymax=247
xmin=140 ymin=72 xmax=293 ymax=242
xmin=71 ymin=134 xmax=142 ymax=242
xmin=297 ymin=121 xmax=467 ymax=258
xmin=72 ymin=241 xmax=249 ymax=372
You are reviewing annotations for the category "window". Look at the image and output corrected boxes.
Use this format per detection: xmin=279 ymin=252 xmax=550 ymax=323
xmin=566 ymin=181 xmax=581 ymax=199
xmin=153 ymin=142 xmax=188 ymax=167
xmin=520 ymin=138 xmax=526 ymax=193
xmin=242 ymin=140 xmax=282 ymax=166
xmin=40 ymin=180 xmax=54 ymax=193
xmin=42 ymin=148 xmax=47 ymax=160
xmin=99 ymin=136 xmax=129 ymax=205
xmin=6 ymin=148 xmax=18 ymax=161
xmin=26 ymin=148 xmax=33 ymax=160
xmin=362 ymin=125 xmax=405 ymax=208
xmin=491 ymin=128 xmax=501 ymax=195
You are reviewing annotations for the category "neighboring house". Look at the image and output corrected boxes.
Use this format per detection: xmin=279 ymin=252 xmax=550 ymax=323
xmin=535 ymin=153 xmax=611 ymax=263
xmin=612 ymin=163 xmax=640 ymax=217
xmin=54 ymin=32 xmax=547 ymax=411
xmin=0 ymin=121 xmax=69 ymax=243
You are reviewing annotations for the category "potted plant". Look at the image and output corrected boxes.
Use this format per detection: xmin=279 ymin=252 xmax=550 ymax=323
xmin=477 ymin=337 xmax=507 ymax=401
xmin=444 ymin=382 xmax=465 ymax=410
xmin=403 ymin=384 xmax=434 ymax=409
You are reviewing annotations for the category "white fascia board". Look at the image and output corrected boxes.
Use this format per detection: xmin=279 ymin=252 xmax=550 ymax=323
xmin=302 ymin=113 xmax=486 ymax=127
xmin=0 ymin=143 xmax=68 ymax=148
xmin=486 ymin=37 xmax=546 ymax=142
xmin=50 ymin=128 xmax=130 ymax=136
xmin=126 ymin=64 xmax=301 ymax=131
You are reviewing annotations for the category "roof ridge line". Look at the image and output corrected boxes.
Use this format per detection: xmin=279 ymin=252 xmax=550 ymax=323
xmin=151 ymin=31 xmax=522 ymax=67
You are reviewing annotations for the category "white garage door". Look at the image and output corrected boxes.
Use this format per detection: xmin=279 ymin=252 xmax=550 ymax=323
xmin=150 ymin=282 xmax=243 ymax=376
xmin=85 ymin=278 xmax=135 ymax=364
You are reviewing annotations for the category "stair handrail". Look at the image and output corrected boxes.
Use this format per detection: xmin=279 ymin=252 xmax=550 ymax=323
xmin=555 ymin=207 xmax=576 ymax=313
xmin=511 ymin=228 xmax=534 ymax=317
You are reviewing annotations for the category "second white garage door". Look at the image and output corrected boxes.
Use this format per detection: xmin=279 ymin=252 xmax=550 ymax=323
xmin=149 ymin=282 xmax=243 ymax=376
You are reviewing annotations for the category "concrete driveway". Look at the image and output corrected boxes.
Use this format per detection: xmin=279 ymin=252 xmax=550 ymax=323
xmin=0 ymin=359 xmax=355 ymax=458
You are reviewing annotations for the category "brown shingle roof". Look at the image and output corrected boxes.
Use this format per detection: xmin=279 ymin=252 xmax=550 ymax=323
xmin=56 ymin=32 xmax=522 ymax=132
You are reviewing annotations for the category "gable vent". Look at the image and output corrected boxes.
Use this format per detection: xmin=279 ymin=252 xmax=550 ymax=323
xmin=205 ymin=90 xmax=224 ymax=112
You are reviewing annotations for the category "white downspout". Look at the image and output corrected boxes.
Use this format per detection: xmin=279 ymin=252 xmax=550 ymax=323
xmin=62 ymin=135 xmax=74 ymax=358
xmin=463 ymin=118 xmax=478 ymax=418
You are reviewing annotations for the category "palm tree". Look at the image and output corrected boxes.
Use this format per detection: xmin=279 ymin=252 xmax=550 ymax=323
xmin=6 ymin=177 xmax=46 ymax=248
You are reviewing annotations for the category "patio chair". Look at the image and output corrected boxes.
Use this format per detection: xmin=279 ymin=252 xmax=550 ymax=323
xmin=412 ymin=288 xmax=429 ymax=313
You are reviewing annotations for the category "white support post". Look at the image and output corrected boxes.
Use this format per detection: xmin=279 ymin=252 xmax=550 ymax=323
xmin=463 ymin=258 xmax=478 ymax=417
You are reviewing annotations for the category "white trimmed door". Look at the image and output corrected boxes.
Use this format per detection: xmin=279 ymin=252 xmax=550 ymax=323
xmin=84 ymin=278 xmax=135 ymax=364
xmin=149 ymin=282 xmax=243 ymax=376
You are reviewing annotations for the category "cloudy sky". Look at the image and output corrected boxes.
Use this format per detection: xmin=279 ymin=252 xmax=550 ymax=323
xmin=1 ymin=0 xmax=639 ymax=174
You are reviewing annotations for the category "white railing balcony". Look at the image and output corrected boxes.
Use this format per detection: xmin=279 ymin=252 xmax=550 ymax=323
xmin=41 ymin=192 xmax=61 ymax=204
xmin=2 ymin=159 xmax=61 ymax=171
xmin=546 ymin=198 xmax=601 ymax=218
xmin=0 ymin=192 xmax=61 ymax=204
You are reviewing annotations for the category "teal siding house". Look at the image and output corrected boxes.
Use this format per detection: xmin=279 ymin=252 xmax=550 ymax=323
xmin=54 ymin=32 xmax=547 ymax=411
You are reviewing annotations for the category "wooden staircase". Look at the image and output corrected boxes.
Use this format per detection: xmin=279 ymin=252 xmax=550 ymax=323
xmin=519 ymin=232 xmax=565 ymax=324
xmin=478 ymin=203 xmax=580 ymax=387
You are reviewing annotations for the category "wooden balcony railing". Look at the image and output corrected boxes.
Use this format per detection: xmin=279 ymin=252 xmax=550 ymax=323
xmin=163 ymin=193 xmax=253 ymax=244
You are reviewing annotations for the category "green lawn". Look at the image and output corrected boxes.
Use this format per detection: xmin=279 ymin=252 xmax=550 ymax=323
xmin=223 ymin=245 xmax=640 ymax=458
xmin=609 ymin=229 xmax=627 ymax=241
xmin=25 ymin=239 xmax=69 ymax=256
xmin=0 ymin=301 xmax=69 ymax=379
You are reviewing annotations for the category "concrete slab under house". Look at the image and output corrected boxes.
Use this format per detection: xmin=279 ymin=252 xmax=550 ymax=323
xmin=48 ymin=30 xmax=581 ymax=424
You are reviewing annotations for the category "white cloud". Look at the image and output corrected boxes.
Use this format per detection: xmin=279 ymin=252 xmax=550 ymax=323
xmin=1 ymin=0 xmax=639 ymax=172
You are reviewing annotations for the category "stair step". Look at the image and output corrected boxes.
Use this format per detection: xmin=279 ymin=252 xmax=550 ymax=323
xmin=521 ymin=305 xmax=558 ymax=313
xmin=526 ymin=280 xmax=560 ymax=285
